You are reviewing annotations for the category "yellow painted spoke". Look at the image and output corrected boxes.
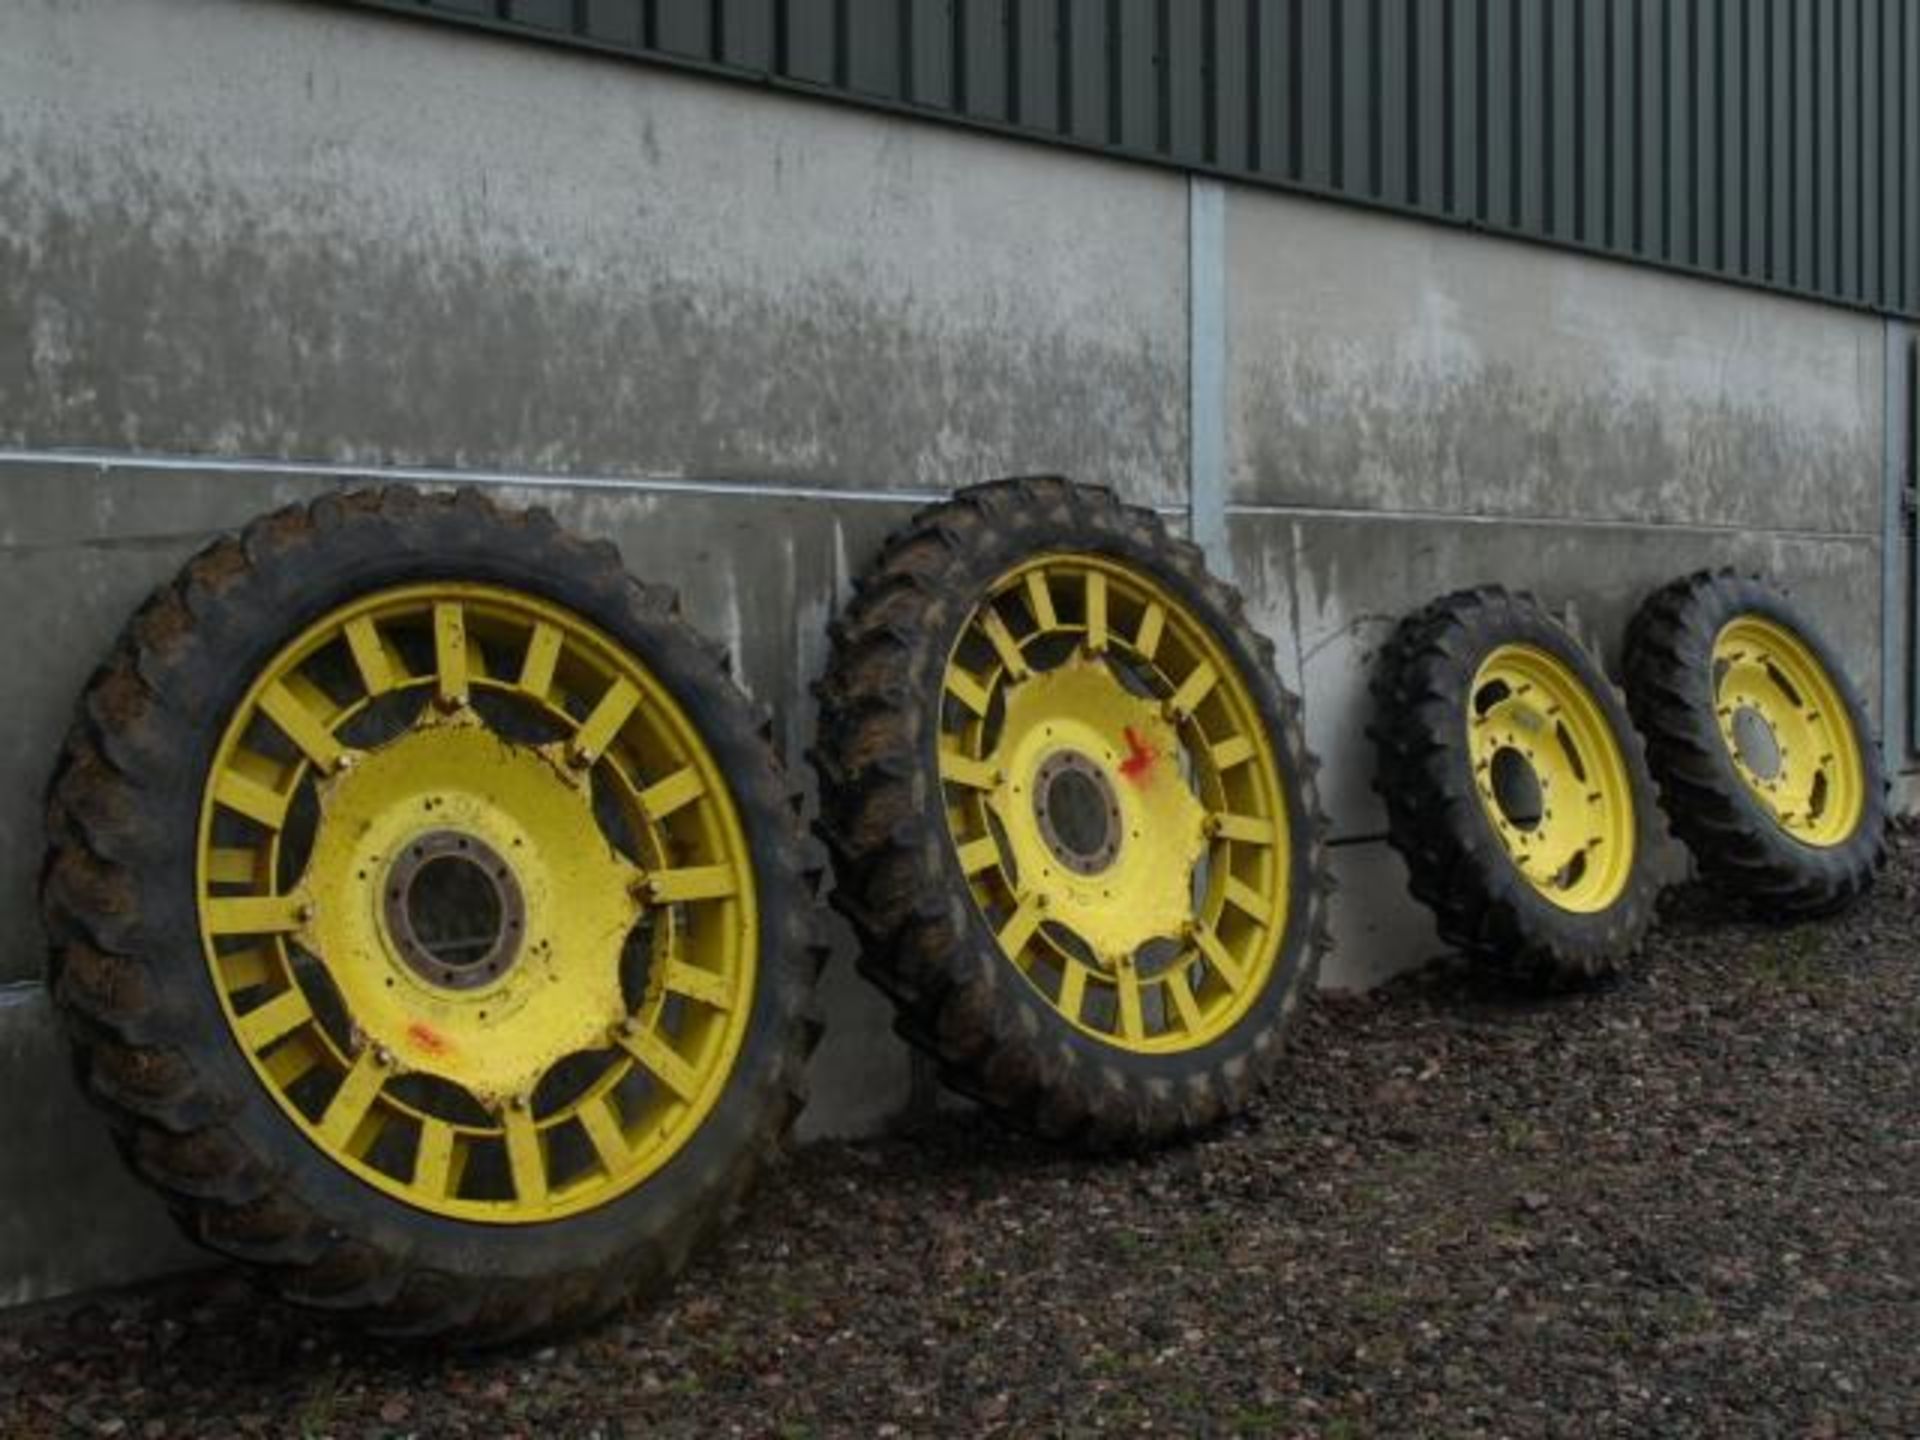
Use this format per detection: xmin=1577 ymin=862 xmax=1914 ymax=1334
xmin=1134 ymin=602 xmax=1166 ymax=662
xmin=1168 ymin=661 xmax=1219 ymax=718
xmin=1165 ymin=968 xmax=1205 ymax=1033
xmin=234 ymin=986 xmax=312 ymax=1052
xmin=518 ymin=621 xmax=563 ymax=699
xmin=343 ymin=615 xmax=400 ymax=697
xmin=619 ymin=1028 xmax=699 ymax=1103
xmin=1223 ymin=876 xmax=1270 ymax=922
xmin=216 ymin=947 xmax=275 ymax=992
xmin=1194 ymin=925 xmax=1246 ymax=992
xmin=946 ymin=666 xmax=992 ymax=718
xmin=649 ymin=865 xmax=738 ymax=904
xmin=638 ymin=765 xmax=706 ymax=821
xmin=573 ymin=679 xmax=641 ymax=765
xmin=940 ymin=750 xmax=998 ymax=790
xmin=955 ymin=834 xmax=1001 ymax=876
xmin=262 ymin=1033 xmax=322 ymax=1089
xmin=1211 ymin=735 xmax=1255 ymax=771
xmin=661 ymin=960 xmax=733 ymax=1012
xmin=578 ymin=1093 xmax=630 ymax=1174
xmin=1115 ymin=969 xmax=1145 ymax=1042
xmin=205 ymin=894 xmax=306 ymax=936
xmin=317 ymin=1050 xmax=387 ymax=1149
xmin=1086 ymin=571 xmax=1109 ymax=652
xmin=979 ymin=607 xmax=1030 ymax=680
xmin=1213 ymin=813 xmax=1277 ymax=846
xmin=502 ymin=1105 xmax=549 ymax=1207
xmin=206 ymin=847 xmax=260 ymax=886
xmin=413 ymin=1120 xmax=461 ymax=1199
xmin=997 ymin=896 xmax=1045 ymax=959
xmin=1057 ymin=962 xmax=1089 ymax=1023
xmin=214 ymin=768 xmax=290 ymax=831
xmin=1024 ymin=570 xmax=1058 ymax=631
xmin=259 ymin=678 xmax=345 ymax=772
xmin=433 ymin=602 xmax=469 ymax=706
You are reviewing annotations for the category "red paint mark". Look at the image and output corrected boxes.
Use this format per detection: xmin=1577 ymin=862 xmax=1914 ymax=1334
xmin=1119 ymin=725 xmax=1158 ymax=782
xmin=407 ymin=1021 xmax=451 ymax=1057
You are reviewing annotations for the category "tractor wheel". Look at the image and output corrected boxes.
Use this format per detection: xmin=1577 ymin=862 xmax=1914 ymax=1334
xmin=40 ymin=486 xmax=822 ymax=1344
xmin=812 ymin=477 xmax=1332 ymax=1148
xmin=1624 ymin=569 xmax=1885 ymax=917
xmin=1371 ymin=586 xmax=1661 ymax=986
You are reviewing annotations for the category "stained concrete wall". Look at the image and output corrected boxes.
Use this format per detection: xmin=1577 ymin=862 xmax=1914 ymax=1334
xmin=0 ymin=0 xmax=1908 ymax=1304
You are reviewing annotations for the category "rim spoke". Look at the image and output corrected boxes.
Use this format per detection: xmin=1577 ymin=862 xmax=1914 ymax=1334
xmin=979 ymin=608 xmax=1030 ymax=680
xmin=1168 ymin=661 xmax=1219 ymax=719
xmin=945 ymin=666 xmax=992 ymax=718
xmin=1057 ymin=962 xmax=1089 ymax=1023
xmin=259 ymin=677 xmax=346 ymax=772
xmin=1194 ymin=924 xmax=1245 ymax=992
xmin=661 ymin=960 xmax=733 ymax=1012
xmin=234 ymin=986 xmax=312 ymax=1051
xmin=213 ymin=766 xmax=291 ymax=831
xmin=1134 ymin=602 xmax=1166 ymax=662
xmin=1085 ymin=571 xmax=1109 ymax=653
xmin=1164 ymin=967 xmax=1205 ymax=1033
xmin=1212 ymin=812 xmax=1276 ymax=846
xmin=577 ymin=1093 xmax=630 ymax=1174
xmin=344 ymin=615 xmax=401 ymax=697
xmin=1210 ymin=735 xmax=1254 ymax=771
xmin=1114 ymin=967 xmax=1145 ymax=1041
xmin=501 ymin=1105 xmax=549 ymax=1206
xmin=997 ymin=895 xmax=1045 ymax=960
xmin=206 ymin=846 xmax=261 ymax=885
xmin=940 ymin=749 xmax=998 ymax=790
xmin=413 ymin=1120 xmax=461 ymax=1198
xmin=1024 ymin=570 xmax=1058 ymax=632
xmin=572 ymin=678 xmax=641 ymax=766
xmin=206 ymin=894 xmax=305 ymax=936
xmin=638 ymin=765 xmax=706 ymax=821
xmin=1222 ymin=875 xmax=1270 ymax=923
xmin=216 ymin=947 xmax=275 ymax=991
xmin=955 ymin=834 xmax=1000 ymax=876
xmin=649 ymin=866 xmax=737 ymax=904
xmin=618 ymin=1027 xmax=698 ymax=1103
xmin=433 ymin=602 xmax=470 ymax=707
xmin=518 ymin=621 xmax=563 ymax=700
xmin=317 ymin=1050 xmax=387 ymax=1150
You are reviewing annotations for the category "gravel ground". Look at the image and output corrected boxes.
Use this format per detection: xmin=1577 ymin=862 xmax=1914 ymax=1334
xmin=4 ymin=826 xmax=1918 ymax=1438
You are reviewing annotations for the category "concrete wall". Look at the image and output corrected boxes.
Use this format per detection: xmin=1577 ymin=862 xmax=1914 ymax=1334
xmin=0 ymin=0 xmax=1909 ymax=1302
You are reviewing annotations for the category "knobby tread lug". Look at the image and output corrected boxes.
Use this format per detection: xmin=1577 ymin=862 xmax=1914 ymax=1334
xmin=811 ymin=477 xmax=1333 ymax=1150
xmin=1623 ymin=568 xmax=1887 ymax=919
xmin=38 ymin=484 xmax=822 ymax=1347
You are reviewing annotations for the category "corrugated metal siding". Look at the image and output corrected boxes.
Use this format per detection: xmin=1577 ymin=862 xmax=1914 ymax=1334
xmin=352 ymin=0 xmax=1920 ymax=319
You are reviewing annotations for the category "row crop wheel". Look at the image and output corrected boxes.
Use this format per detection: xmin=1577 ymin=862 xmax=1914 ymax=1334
xmin=1624 ymin=570 xmax=1885 ymax=916
xmin=1371 ymin=586 xmax=1661 ymax=985
xmin=813 ymin=477 xmax=1332 ymax=1148
xmin=40 ymin=487 xmax=822 ymax=1344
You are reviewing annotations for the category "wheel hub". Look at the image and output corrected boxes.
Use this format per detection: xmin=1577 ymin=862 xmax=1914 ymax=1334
xmin=1033 ymin=750 xmax=1123 ymax=875
xmin=381 ymin=830 xmax=528 ymax=992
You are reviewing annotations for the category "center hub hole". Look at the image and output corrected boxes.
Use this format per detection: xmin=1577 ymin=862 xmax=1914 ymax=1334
xmin=1035 ymin=753 xmax=1122 ymax=876
xmin=405 ymin=853 xmax=505 ymax=970
xmin=1489 ymin=747 xmax=1544 ymax=832
xmin=1729 ymin=705 xmax=1783 ymax=780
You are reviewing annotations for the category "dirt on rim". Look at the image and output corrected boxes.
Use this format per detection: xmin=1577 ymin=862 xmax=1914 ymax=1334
xmin=3 ymin=827 xmax=1917 ymax=1438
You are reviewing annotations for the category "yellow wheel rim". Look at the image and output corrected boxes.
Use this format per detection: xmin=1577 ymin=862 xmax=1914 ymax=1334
xmin=937 ymin=555 xmax=1292 ymax=1055
xmin=195 ymin=583 xmax=757 ymax=1223
xmin=1711 ymin=616 xmax=1866 ymax=846
xmin=1467 ymin=644 xmax=1636 ymax=914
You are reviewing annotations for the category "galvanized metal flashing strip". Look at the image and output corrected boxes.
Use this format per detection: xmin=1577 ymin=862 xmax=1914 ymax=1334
xmin=1224 ymin=501 xmax=1875 ymax=544
xmin=1187 ymin=177 xmax=1228 ymax=572
xmin=1882 ymin=322 xmax=1911 ymax=759
xmin=0 ymin=448 xmax=1192 ymax=517
xmin=343 ymin=0 xmax=1920 ymax=324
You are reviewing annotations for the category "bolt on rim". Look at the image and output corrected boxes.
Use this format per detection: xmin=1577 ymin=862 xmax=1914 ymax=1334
xmin=195 ymin=582 xmax=757 ymax=1223
xmin=936 ymin=554 xmax=1292 ymax=1055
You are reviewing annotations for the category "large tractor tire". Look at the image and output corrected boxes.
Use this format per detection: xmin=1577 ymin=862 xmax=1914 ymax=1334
xmin=812 ymin=477 xmax=1332 ymax=1148
xmin=1371 ymin=586 xmax=1661 ymax=986
xmin=41 ymin=486 xmax=822 ymax=1344
xmin=1624 ymin=569 xmax=1886 ymax=916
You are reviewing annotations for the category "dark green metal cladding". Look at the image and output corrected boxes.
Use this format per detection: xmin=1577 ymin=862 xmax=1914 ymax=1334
xmin=351 ymin=0 xmax=1920 ymax=320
